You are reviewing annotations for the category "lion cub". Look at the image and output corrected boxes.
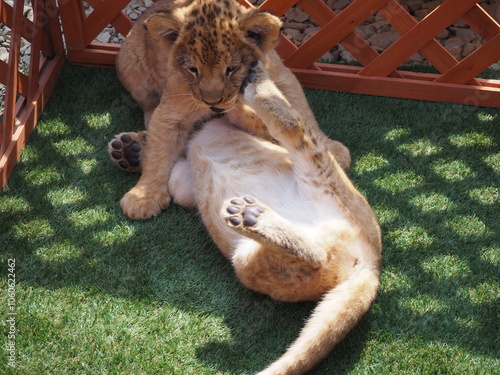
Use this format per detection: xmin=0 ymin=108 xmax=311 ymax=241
xmin=168 ymin=64 xmax=382 ymax=375
xmin=108 ymin=0 xmax=350 ymax=220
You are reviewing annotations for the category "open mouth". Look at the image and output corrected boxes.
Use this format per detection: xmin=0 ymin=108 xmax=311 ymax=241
xmin=210 ymin=107 xmax=226 ymax=113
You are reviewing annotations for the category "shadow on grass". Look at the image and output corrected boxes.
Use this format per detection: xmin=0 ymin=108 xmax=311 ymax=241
xmin=0 ymin=64 xmax=498 ymax=373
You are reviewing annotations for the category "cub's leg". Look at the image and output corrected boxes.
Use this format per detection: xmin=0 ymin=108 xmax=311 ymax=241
xmin=245 ymin=64 xmax=381 ymax=246
xmin=222 ymin=196 xmax=326 ymax=266
xmin=168 ymin=158 xmax=196 ymax=208
xmin=108 ymin=131 xmax=146 ymax=173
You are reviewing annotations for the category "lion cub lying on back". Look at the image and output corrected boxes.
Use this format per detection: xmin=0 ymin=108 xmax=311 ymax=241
xmin=166 ymin=64 xmax=382 ymax=375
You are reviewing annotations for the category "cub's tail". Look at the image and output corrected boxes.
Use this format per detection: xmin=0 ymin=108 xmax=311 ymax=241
xmin=257 ymin=262 xmax=380 ymax=375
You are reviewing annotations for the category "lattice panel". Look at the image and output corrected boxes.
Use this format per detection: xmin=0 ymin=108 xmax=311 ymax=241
xmin=58 ymin=0 xmax=500 ymax=108
xmin=257 ymin=0 xmax=500 ymax=108
xmin=0 ymin=0 xmax=65 ymax=191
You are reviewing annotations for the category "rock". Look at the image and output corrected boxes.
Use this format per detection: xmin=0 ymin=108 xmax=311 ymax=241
xmin=462 ymin=41 xmax=481 ymax=57
xmin=448 ymin=46 xmax=462 ymax=60
xmin=283 ymin=21 xmax=308 ymax=33
xmin=414 ymin=9 xmax=430 ymax=20
xmin=452 ymin=19 xmax=467 ymax=28
xmin=340 ymin=50 xmax=357 ymax=63
xmin=407 ymin=52 xmax=425 ymax=64
xmin=283 ymin=28 xmax=302 ymax=44
xmin=368 ymin=31 xmax=400 ymax=51
xmin=96 ymin=31 xmax=112 ymax=43
xmin=303 ymin=26 xmax=320 ymax=43
xmin=444 ymin=37 xmax=463 ymax=50
xmin=482 ymin=3 xmax=500 ymax=22
xmin=21 ymin=53 xmax=30 ymax=66
xmin=436 ymin=29 xmax=450 ymax=40
xmin=330 ymin=0 xmax=351 ymax=12
xmin=284 ymin=7 xmax=309 ymax=23
xmin=356 ymin=25 xmax=374 ymax=40
xmin=0 ymin=46 xmax=8 ymax=62
xmin=421 ymin=0 xmax=441 ymax=10
xmin=338 ymin=45 xmax=357 ymax=63
xmin=403 ymin=0 xmax=423 ymax=13
xmin=450 ymin=27 xmax=476 ymax=43
xmin=320 ymin=52 xmax=335 ymax=62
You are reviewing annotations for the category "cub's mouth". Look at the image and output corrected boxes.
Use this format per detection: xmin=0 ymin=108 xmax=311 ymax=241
xmin=210 ymin=107 xmax=226 ymax=113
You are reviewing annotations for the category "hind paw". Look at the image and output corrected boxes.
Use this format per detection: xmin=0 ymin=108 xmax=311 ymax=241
xmin=223 ymin=196 xmax=266 ymax=229
xmin=108 ymin=131 xmax=146 ymax=173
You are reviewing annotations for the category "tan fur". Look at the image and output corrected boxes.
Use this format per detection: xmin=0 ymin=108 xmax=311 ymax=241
xmin=113 ymin=0 xmax=350 ymax=219
xmin=167 ymin=64 xmax=382 ymax=374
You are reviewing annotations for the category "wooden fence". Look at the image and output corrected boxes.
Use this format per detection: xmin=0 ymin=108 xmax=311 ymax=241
xmin=0 ymin=0 xmax=65 ymax=191
xmin=1 ymin=0 xmax=500 ymax=190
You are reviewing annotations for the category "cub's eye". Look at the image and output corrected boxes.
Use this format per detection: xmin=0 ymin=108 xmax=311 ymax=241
xmin=188 ymin=67 xmax=198 ymax=76
xmin=226 ymin=66 xmax=239 ymax=76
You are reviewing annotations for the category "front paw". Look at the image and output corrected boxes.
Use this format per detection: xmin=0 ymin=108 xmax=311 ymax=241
xmin=120 ymin=185 xmax=171 ymax=220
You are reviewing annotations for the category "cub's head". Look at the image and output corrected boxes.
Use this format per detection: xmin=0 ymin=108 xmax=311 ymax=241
xmin=145 ymin=0 xmax=282 ymax=113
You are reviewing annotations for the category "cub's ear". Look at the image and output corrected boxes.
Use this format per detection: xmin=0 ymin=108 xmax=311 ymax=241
xmin=145 ymin=11 xmax=183 ymax=43
xmin=240 ymin=10 xmax=282 ymax=52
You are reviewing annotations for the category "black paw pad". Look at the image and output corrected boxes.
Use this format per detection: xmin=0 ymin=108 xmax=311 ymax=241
xmin=111 ymin=140 xmax=122 ymax=150
xmin=111 ymin=150 xmax=122 ymax=160
xmin=109 ymin=134 xmax=142 ymax=171
xmin=120 ymin=134 xmax=132 ymax=144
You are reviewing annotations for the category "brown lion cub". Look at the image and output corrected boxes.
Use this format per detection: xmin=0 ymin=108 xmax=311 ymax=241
xmin=108 ymin=0 xmax=350 ymax=220
xmin=167 ymin=63 xmax=382 ymax=375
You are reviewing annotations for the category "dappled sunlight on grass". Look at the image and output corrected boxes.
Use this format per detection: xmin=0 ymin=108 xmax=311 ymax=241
xmin=13 ymin=218 xmax=55 ymax=241
xmin=444 ymin=215 xmax=491 ymax=238
xmin=374 ymin=171 xmax=424 ymax=193
xmin=379 ymin=267 xmax=413 ymax=292
xmin=354 ymin=152 xmax=389 ymax=173
xmin=54 ymin=137 xmax=95 ymax=157
xmin=421 ymin=255 xmax=471 ymax=280
xmin=458 ymin=281 xmax=499 ymax=305
xmin=397 ymin=138 xmax=443 ymax=157
xmin=483 ymin=152 xmax=499 ymax=173
xmin=409 ymin=192 xmax=457 ymax=212
xmin=83 ymin=112 xmax=112 ymax=129
xmin=0 ymin=195 xmax=31 ymax=213
xmin=480 ymin=246 xmax=499 ymax=267
xmin=0 ymin=65 xmax=498 ymax=374
xmin=386 ymin=225 xmax=434 ymax=251
xmin=67 ymin=206 xmax=112 ymax=228
xmin=468 ymin=186 xmax=499 ymax=205
xmin=372 ymin=203 xmax=399 ymax=225
xmin=477 ymin=112 xmax=497 ymax=122
xmin=448 ymin=131 xmax=495 ymax=148
xmin=46 ymin=186 xmax=88 ymax=206
xmin=35 ymin=242 xmax=82 ymax=263
xmin=94 ymin=222 xmax=137 ymax=247
xmin=22 ymin=165 xmax=62 ymax=186
xmin=398 ymin=294 xmax=448 ymax=315
xmin=431 ymin=159 xmax=476 ymax=181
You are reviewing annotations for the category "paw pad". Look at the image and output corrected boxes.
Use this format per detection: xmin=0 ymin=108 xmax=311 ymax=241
xmin=108 ymin=133 xmax=144 ymax=172
xmin=226 ymin=196 xmax=264 ymax=227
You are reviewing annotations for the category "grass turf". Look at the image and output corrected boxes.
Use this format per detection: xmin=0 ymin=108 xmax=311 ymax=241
xmin=0 ymin=64 xmax=499 ymax=374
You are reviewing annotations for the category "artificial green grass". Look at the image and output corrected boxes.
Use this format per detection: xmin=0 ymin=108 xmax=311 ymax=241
xmin=1 ymin=64 xmax=499 ymax=374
